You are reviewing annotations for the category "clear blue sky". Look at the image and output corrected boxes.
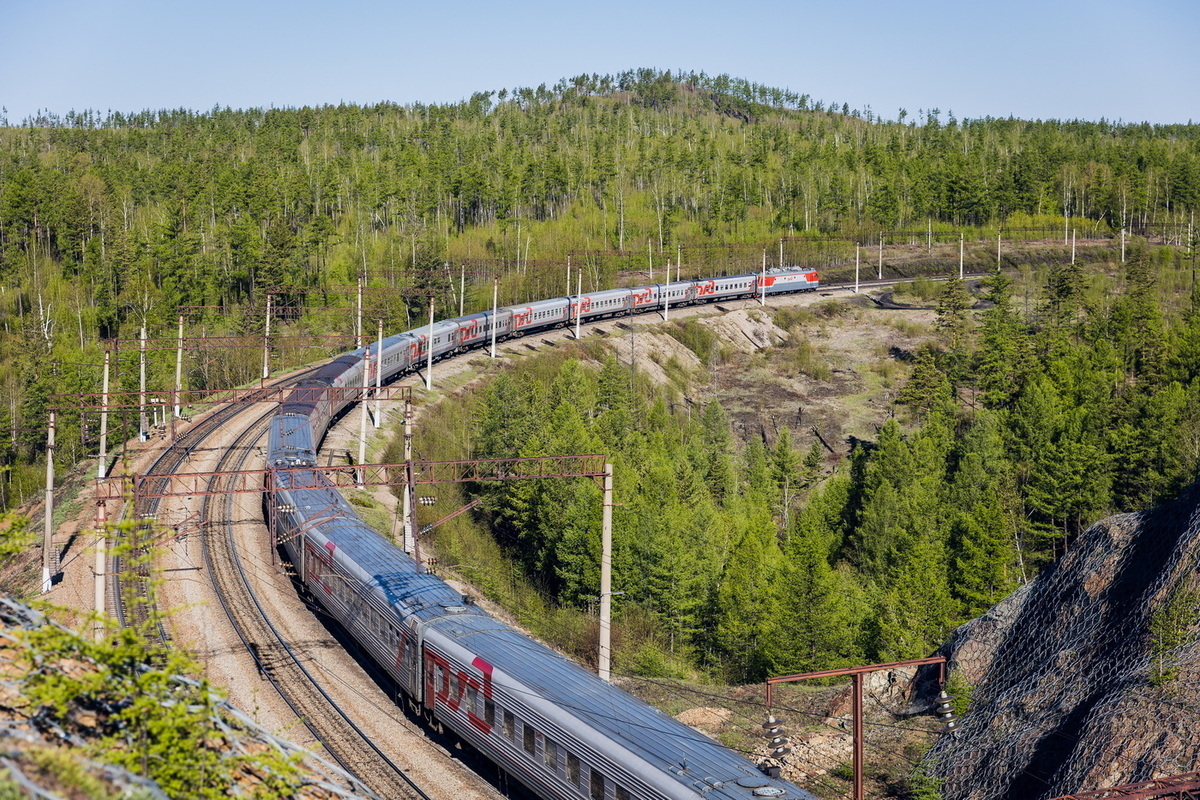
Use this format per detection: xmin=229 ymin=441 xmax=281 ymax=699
xmin=2 ymin=0 xmax=1196 ymax=125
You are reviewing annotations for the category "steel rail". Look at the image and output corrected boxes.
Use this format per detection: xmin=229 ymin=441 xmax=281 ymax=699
xmin=201 ymin=415 xmax=432 ymax=800
xmin=110 ymin=370 xmax=320 ymax=636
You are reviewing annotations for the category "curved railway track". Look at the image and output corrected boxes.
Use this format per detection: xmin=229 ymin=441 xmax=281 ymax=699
xmin=199 ymin=409 xmax=431 ymax=800
xmin=109 ymin=278 xmax=946 ymax=798
xmin=109 ymin=371 xmax=319 ymax=638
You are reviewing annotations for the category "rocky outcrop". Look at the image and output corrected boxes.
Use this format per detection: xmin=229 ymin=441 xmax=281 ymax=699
xmin=924 ymin=487 xmax=1200 ymax=800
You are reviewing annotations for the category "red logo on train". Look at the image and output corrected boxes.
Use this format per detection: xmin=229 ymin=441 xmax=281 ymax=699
xmin=424 ymin=649 xmax=495 ymax=734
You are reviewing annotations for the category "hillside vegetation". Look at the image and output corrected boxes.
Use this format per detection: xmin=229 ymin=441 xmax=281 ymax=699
xmin=1 ymin=69 xmax=1198 ymax=510
xmin=397 ymin=241 xmax=1200 ymax=689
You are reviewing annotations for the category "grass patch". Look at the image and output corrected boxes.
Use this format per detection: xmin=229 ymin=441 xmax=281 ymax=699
xmin=663 ymin=319 xmax=724 ymax=364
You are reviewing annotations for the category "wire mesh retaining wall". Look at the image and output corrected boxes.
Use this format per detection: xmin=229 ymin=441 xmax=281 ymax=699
xmin=921 ymin=485 xmax=1200 ymax=800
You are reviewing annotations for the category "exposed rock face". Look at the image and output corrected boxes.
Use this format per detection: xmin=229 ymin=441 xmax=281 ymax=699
xmin=924 ymin=488 xmax=1200 ymax=800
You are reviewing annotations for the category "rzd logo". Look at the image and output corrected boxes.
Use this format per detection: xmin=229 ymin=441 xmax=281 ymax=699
xmin=424 ymin=650 xmax=495 ymax=734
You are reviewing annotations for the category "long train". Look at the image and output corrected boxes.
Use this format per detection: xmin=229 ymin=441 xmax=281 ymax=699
xmin=266 ymin=268 xmax=820 ymax=800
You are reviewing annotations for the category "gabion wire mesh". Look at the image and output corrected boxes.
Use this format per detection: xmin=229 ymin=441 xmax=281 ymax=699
xmin=921 ymin=487 xmax=1200 ymax=800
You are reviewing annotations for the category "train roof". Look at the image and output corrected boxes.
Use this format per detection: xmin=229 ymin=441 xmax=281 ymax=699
xmin=290 ymin=496 xmax=814 ymax=800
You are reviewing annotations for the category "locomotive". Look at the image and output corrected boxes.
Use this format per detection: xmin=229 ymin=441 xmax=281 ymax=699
xmin=266 ymin=268 xmax=820 ymax=800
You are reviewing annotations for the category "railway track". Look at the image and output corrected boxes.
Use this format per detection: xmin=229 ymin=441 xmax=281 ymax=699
xmin=110 ymin=371 xmax=318 ymax=641
xmin=199 ymin=410 xmax=431 ymax=800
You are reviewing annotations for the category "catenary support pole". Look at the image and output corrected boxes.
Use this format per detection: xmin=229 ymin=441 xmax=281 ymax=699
xmin=93 ymin=499 xmax=106 ymax=642
xmin=357 ymin=350 xmax=369 ymax=487
xmin=402 ymin=398 xmax=414 ymax=554
xmin=599 ymin=463 xmax=614 ymax=682
xmin=878 ymin=236 xmax=883 ymax=280
xmin=139 ymin=327 xmax=147 ymax=441
xmin=98 ymin=350 xmax=110 ymax=479
xmin=854 ymin=244 xmax=860 ymax=293
xmin=374 ymin=318 xmax=383 ymax=428
xmin=760 ymin=250 xmax=767 ymax=306
xmin=490 ymin=278 xmax=499 ymax=359
xmin=959 ymin=232 xmax=965 ymax=279
xmin=425 ymin=299 xmax=434 ymax=391
xmin=356 ymin=278 xmax=363 ymax=349
xmin=663 ymin=265 xmax=670 ymax=321
xmin=262 ymin=295 xmax=271 ymax=381
xmin=42 ymin=411 xmax=55 ymax=593
xmin=174 ymin=315 xmax=183 ymax=420
xmin=575 ymin=271 xmax=583 ymax=340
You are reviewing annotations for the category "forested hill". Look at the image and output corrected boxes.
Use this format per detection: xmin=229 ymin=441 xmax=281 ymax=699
xmin=0 ymin=68 xmax=1198 ymax=508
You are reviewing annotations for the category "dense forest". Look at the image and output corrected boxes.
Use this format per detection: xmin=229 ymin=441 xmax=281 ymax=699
xmin=407 ymin=239 xmax=1200 ymax=682
xmin=2 ymin=70 xmax=1199 ymax=679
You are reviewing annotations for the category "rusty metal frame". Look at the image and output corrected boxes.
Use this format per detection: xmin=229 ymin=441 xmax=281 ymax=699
xmin=765 ymin=656 xmax=948 ymax=800
xmin=1048 ymin=773 xmax=1200 ymax=799
xmin=50 ymin=384 xmax=413 ymax=411
xmin=95 ymin=454 xmax=611 ymax=505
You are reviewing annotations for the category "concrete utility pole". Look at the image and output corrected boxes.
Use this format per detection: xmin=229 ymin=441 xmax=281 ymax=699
xmin=854 ymin=244 xmax=860 ymax=293
xmin=574 ymin=271 xmax=583 ymax=340
xmin=357 ymin=350 xmax=370 ymax=487
xmin=93 ymin=499 xmax=106 ymax=642
xmin=262 ymin=295 xmax=272 ymax=381
xmin=760 ymin=250 xmax=767 ymax=306
xmin=98 ymin=350 xmax=110 ymax=480
xmin=402 ymin=399 xmax=414 ymax=554
xmin=356 ymin=278 xmax=364 ymax=349
xmin=374 ymin=318 xmax=384 ymax=428
xmin=174 ymin=315 xmax=184 ymax=420
xmin=425 ymin=299 xmax=434 ymax=391
xmin=139 ymin=327 xmax=147 ymax=441
xmin=42 ymin=411 xmax=55 ymax=593
xmin=490 ymin=278 xmax=499 ymax=359
xmin=599 ymin=463 xmax=614 ymax=682
xmin=878 ymin=237 xmax=883 ymax=280
xmin=663 ymin=266 xmax=671 ymax=321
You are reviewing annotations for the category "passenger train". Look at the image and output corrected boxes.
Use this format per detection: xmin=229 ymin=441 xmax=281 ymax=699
xmin=266 ymin=268 xmax=820 ymax=800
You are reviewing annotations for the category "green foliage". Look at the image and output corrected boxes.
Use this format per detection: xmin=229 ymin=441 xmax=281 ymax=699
xmin=1148 ymin=579 xmax=1200 ymax=686
xmin=664 ymin=319 xmax=724 ymax=364
xmin=0 ymin=512 xmax=34 ymax=561
xmin=17 ymin=621 xmax=304 ymax=799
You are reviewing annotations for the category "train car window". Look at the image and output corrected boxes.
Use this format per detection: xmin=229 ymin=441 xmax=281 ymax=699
xmin=503 ymin=710 xmax=514 ymax=740
xmin=466 ymin=683 xmax=477 ymax=714
xmin=590 ymin=768 xmax=605 ymax=800
xmin=449 ymin=671 xmax=458 ymax=699
xmin=440 ymin=665 xmax=450 ymax=694
xmin=522 ymin=722 xmax=536 ymax=756
xmin=616 ymin=786 xmax=631 ymax=800
xmin=567 ymin=753 xmax=580 ymax=786
xmin=544 ymin=738 xmax=558 ymax=772
xmin=485 ymin=698 xmax=495 ymax=727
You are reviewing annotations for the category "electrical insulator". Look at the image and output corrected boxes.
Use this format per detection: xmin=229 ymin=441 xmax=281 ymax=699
xmin=934 ymin=690 xmax=957 ymax=731
xmin=762 ymin=714 xmax=790 ymax=758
